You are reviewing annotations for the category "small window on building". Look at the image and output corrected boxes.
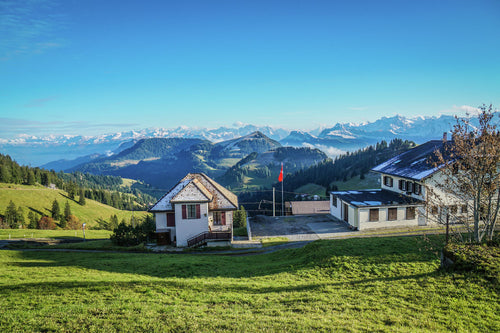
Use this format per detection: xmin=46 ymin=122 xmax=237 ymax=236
xmin=384 ymin=176 xmax=393 ymax=187
xmin=461 ymin=205 xmax=468 ymax=214
xmin=398 ymin=180 xmax=406 ymax=191
xmin=414 ymin=184 xmax=422 ymax=195
xmin=331 ymin=194 xmax=337 ymax=207
xmin=369 ymin=208 xmax=379 ymax=222
xmin=388 ymin=208 xmax=398 ymax=221
xmin=213 ymin=211 xmax=226 ymax=225
xmin=450 ymin=205 xmax=457 ymax=215
xmin=182 ymin=204 xmax=200 ymax=219
xmin=406 ymin=207 xmax=416 ymax=220
xmin=431 ymin=206 xmax=438 ymax=215
xmin=406 ymin=182 xmax=414 ymax=193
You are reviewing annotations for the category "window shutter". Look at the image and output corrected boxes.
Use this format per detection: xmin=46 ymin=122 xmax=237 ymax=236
xmin=221 ymin=212 xmax=226 ymax=225
xmin=196 ymin=204 xmax=200 ymax=219
xmin=182 ymin=205 xmax=187 ymax=219
xmin=167 ymin=213 xmax=175 ymax=227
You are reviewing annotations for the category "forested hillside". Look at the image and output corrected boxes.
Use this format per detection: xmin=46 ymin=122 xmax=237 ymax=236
xmin=282 ymin=139 xmax=415 ymax=192
xmin=219 ymin=147 xmax=328 ymax=191
xmin=238 ymin=139 xmax=415 ymax=216
xmin=0 ymin=154 xmax=155 ymax=210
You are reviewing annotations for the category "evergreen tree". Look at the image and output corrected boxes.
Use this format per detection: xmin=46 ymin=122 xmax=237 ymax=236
xmin=26 ymin=170 xmax=36 ymax=185
xmin=28 ymin=211 xmax=38 ymax=229
xmin=51 ymin=200 xmax=61 ymax=220
xmin=79 ymin=189 xmax=86 ymax=205
xmin=0 ymin=165 xmax=11 ymax=183
xmin=5 ymin=200 xmax=17 ymax=228
xmin=64 ymin=201 xmax=72 ymax=221
xmin=109 ymin=214 xmax=119 ymax=231
xmin=16 ymin=207 xmax=25 ymax=228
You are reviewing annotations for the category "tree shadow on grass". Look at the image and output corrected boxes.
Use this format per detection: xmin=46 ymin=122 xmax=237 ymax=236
xmin=0 ymin=270 xmax=440 ymax=297
xmin=27 ymin=206 xmax=45 ymax=216
xmin=9 ymin=235 xmax=442 ymax=280
xmin=58 ymin=192 xmax=78 ymax=204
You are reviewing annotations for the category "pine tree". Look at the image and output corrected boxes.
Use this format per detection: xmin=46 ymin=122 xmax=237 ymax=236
xmin=26 ymin=170 xmax=36 ymax=185
xmin=64 ymin=201 xmax=72 ymax=222
xmin=28 ymin=211 xmax=38 ymax=229
xmin=5 ymin=200 xmax=17 ymax=228
xmin=79 ymin=189 xmax=86 ymax=205
xmin=51 ymin=200 xmax=61 ymax=220
xmin=16 ymin=207 xmax=25 ymax=228
xmin=109 ymin=214 xmax=119 ymax=231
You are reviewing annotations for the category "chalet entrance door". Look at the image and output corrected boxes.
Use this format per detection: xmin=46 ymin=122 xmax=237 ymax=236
xmin=343 ymin=203 xmax=349 ymax=222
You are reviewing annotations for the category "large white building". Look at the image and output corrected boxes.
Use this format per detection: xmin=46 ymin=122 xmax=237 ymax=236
xmin=330 ymin=138 xmax=465 ymax=230
xmin=149 ymin=173 xmax=238 ymax=247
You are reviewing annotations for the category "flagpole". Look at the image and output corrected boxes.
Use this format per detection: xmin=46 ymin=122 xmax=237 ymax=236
xmin=281 ymin=163 xmax=284 ymax=216
xmin=281 ymin=176 xmax=284 ymax=216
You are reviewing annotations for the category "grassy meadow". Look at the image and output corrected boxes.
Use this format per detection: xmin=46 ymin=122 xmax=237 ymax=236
xmin=0 ymin=229 xmax=112 ymax=240
xmin=1 ymin=236 xmax=498 ymax=332
xmin=0 ymin=183 xmax=148 ymax=228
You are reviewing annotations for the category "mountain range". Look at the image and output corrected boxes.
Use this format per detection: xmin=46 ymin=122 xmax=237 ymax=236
xmin=1 ymin=113 xmax=492 ymax=167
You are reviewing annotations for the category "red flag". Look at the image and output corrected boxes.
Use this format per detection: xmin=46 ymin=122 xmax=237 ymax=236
xmin=278 ymin=163 xmax=283 ymax=182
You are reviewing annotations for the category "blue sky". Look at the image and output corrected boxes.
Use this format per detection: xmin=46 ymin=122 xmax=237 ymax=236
xmin=1 ymin=0 xmax=499 ymax=138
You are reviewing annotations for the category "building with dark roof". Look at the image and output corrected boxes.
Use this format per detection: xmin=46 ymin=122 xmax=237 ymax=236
xmin=330 ymin=137 xmax=464 ymax=230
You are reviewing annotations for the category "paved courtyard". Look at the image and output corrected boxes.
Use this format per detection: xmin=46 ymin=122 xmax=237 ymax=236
xmin=249 ymin=214 xmax=354 ymax=241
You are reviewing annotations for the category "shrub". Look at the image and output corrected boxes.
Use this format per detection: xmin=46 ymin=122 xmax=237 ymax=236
xmin=233 ymin=206 xmax=247 ymax=228
xmin=110 ymin=215 xmax=155 ymax=246
xmin=38 ymin=216 xmax=56 ymax=230
xmin=66 ymin=215 xmax=81 ymax=230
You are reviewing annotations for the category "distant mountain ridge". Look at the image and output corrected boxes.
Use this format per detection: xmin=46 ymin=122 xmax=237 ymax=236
xmin=2 ymin=113 xmax=497 ymax=166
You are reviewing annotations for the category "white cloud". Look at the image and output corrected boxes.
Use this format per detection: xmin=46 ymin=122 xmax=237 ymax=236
xmin=302 ymin=143 xmax=345 ymax=157
xmin=439 ymin=105 xmax=481 ymax=116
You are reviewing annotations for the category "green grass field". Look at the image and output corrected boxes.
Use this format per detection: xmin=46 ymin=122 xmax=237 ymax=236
xmin=332 ymin=172 xmax=380 ymax=191
xmin=0 ymin=229 xmax=112 ymax=240
xmin=295 ymin=183 xmax=327 ymax=197
xmin=1 ymin=236 xmax=498 ymax=332
xmin=0 ymin=183 xmax=148 ymax=227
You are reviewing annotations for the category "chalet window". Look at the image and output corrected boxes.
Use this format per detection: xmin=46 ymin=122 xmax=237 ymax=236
xmin=388 ymin=208 xmax=398 ymax=221
xmin=461 ymin=205 xmax=468 ymax=214
xmin=369 ymin=209 xmax=379 ymax=222
xmin=398 ymin=180 xmax=406 ymax=191
xmin=414 ymin=184 xmax=422 ymax=195
xmin=383 ymin=176 xmax=393 ymax=187
xmin=406 ymin=207 xmax=416 ymax=220
xmin=406 ymin=182 xmax=414 ymax=193
xmin=450 ymin=205 xmax=457 ymax=215
xmin=213 ymin=211 xmax=226 ymax=225
xmin=182 ymin=204 xmax=200 ymax=219
xmin=331 ymin=194 xmax=337 ymax=207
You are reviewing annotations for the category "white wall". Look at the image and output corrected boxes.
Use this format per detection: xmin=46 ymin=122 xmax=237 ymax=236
xmin=357 ymin=205 xmax=423 ymax=230
xmin=174 ymin=203 xmax=209 ymax=247
xmin=330 ymin=194 xmax=342 ymax=220
xmin=155 ymin=212 xmax=167 ymax=230
xmin=154 ymin=212 xmax=176 ymax=242
xmin=379 ymin=174 xmax=425 ymax=201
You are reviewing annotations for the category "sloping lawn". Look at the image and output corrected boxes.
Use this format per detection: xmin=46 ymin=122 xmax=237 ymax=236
xmin=0 ymin=236 xmax=498 ymax=332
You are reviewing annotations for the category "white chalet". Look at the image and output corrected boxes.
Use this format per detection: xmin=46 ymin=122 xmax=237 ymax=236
xmin=149 ymin=173 xmax=238 ymax=247
xmin=330 ymin=138 xmax=463 ymax=230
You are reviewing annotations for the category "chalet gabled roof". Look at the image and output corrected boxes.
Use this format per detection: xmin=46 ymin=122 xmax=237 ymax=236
xmin=171 ymin=178 xmax=213 ymax=203
xmin=182 ymin=173 xmax=238 ymax=210
xmin=149 ymin=173 xmax=238 ymax=212
xmin=371 ymin=140 xmax=451 ymax=181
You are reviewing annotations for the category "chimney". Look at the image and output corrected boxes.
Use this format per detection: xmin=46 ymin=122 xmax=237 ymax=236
xmin=442 ymin=132 xmax=447 ymax=141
